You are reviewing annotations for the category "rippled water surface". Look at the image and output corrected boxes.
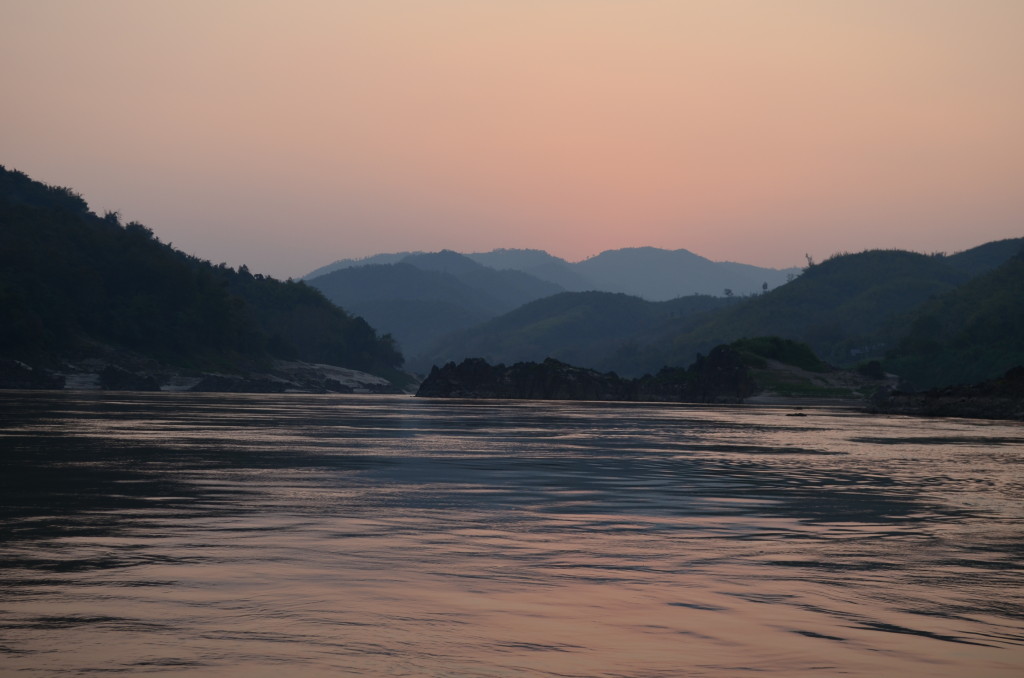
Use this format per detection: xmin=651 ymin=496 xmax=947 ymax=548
xmin=1 ymin=391 xmax=1023 ymax=676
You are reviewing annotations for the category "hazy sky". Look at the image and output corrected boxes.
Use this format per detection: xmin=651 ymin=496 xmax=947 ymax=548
xmin=3 ymin=1 xmax=1022 ymax=278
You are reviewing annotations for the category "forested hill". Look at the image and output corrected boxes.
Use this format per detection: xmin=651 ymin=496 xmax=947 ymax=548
xmin=884 ymin=248 xmax=1024 ymax=388
xmin=419 ymin=244 xmax=1023 ymax=389
xmin=0 ymin=166 xmax=404 ymax=382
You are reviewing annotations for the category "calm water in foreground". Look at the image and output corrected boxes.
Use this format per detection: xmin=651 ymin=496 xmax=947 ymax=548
xmin=1 ymin=391 xmax=1022 ymax=677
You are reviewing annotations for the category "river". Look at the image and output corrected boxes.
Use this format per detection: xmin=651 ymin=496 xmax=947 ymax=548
xmin=1 ymin=391 xmax=1022 ymax=676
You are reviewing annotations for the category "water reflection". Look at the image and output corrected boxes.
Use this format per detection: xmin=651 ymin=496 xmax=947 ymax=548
xmin=1 ymin=391 xmax=1022 ymax=676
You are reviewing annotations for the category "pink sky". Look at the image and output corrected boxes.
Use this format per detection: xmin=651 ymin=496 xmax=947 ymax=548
xmin=3 ymin=1 xmax=1022 ymax=278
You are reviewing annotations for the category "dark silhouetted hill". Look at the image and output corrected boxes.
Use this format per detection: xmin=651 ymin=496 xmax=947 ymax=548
xmin=307 ymin=252 xmax=563 ymax=360
xmin=638 ymin=249 xmax=971 ymax=371
xmin=416 ymin=345 xmax=757 ymax=404
xmin=419 ymin=291 xmax=728 ymax=374
xmin=306 ymin=246 xmax=799 ymax=301
xmin=0 ymin=166 xmax=404 ymax=385
xmin=946 ymin=238 xmax=1024 ymax=277
xmin=421 ymin=250 xmax=966 ymax=377
xmin=872 ymin=366 xmax=1024 ymax=421
xmin=885 ymin=248 xmax=1024 ymax=388
xmin=465 ymin=248 xmax=596 ymax=291
xmin=573 ymin=247 xmax=798 ymax=299
xmin=303 ymin=252 xmax=421 ymax=280
xmin=301 ymin=238 xmax=1020 ymax=389
xmin=421 ymin=244 xmax=1022 ymax=387
xmin=416 ymin=337 xmax=876 ymax=404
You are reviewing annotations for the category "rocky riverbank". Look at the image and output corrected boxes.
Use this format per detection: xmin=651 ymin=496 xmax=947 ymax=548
xmin=869 ymin=366 xmax=1024 ymax=421
xmin=0 ymin=357 xmax=408 ymax=394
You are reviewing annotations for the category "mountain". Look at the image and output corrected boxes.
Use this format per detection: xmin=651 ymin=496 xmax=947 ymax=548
xmin=303 ymin=252 xmax=421 ymax=280
xmin=300 ymin=237 xmax=1020 ymax=387
xmin=465 ymin=248 xmax=596 ymax=291
xmin=0 ymin=166 xmax=405 ymax=388
xmin=306 ymin=246 xmax=799 ymax=301
xmin=417 ymin=338 xmax=880 ymax=404
xmin=573 ymin=247 xmax=799 ymax=300
xmin=885 ymin=247 xmax=1024 ymax=388
xmin=621 ymin=244 xmax=1022 ymax=382
xmin=306 ymin=251 xmax=563 ymax=362
xmin=946 ymin=237 xmax=1024 ymax=277
xmin=464 ymin=248 xmax=566 ymax=270
xmin=302 ymin=263 xmax=493 ymax=360
xmin=424 ymin=249 xmax=965 ymax=377
xmin=420 ymin=291 xmax=729 ymax=374
xmin=422 ymin=242 xmax=1023 ymax=386
xmin=640 ymin=249 xmax=970 ymax=371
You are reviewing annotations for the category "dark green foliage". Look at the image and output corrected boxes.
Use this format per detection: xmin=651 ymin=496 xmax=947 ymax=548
xmin=427 ymin=249 xmax=996 ymax=379
xmin=885 ymin=250 xmax=1024 ymax=388
xmin=419 ymin=291 xmax=730 ymax=375
xmin=417 ymin=345 xmax=756 ymax=403
xmin=218 ymin=267 xmax=402 ymax=372
xmin=945 ymin=238 xmax=1024 ymax=277
xmin=428 ymin=244 xmax=1022 ymax=389
xmin=0 ymin=166 xmax=402 ymax=376
xmin=856 ymin=360 xmax=887 ymax=380
xmin=0 ymin=166 xmax=90 ymax=214
xmin=875 ymin=366 xmax=1024 ymax=420
xmin=730 ymin=337 xmax=829 ymax=372
xmin=648 ymin=249 xmax=971 ymax=370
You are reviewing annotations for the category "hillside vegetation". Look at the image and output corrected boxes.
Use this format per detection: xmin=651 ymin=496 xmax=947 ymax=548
xmin=420 ymin=291 xmax=729 ymax=374
xmin=420 ymin=243 xmax=1023 ymax=389
xmin=0 ymin=166 xmax=404 ymax=384
xmin=307 ymin=252 xmax=562 ymax=359
xmin=417 ymin=337 xmax=879 ymax=404
xmin=885 ymin=250 xmax=1024 ymax=388
xmin=649 ymin=249 xmax=969 ymax=369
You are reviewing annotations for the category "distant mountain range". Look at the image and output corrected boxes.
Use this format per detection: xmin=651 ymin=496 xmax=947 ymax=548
xmin=3 ymin=164 xmax=1019 ymax=395
xmin=418 ymin=242 xmax=1024 ymax=388
xmin=305 ymin=241 xmax=1024 ymax=386
xmin=305 ymin=247 xmax=800 ymax=362
xmin=306 ymin=251 xmax=563 ymax=360
xmin=306 ymin=246 xmax=800 ymax=300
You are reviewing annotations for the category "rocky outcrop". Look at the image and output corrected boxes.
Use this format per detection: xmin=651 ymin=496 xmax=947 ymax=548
xmin=416 ymin=346 xmax=757 ymax=403
xmin=416 ymin=357 xmax=632 ymax=400
xmin=869 ymin=366 xmax=1024 ymax=421
xmin=99 ymin=365 xmax=161 ymax=391
xmin=188 ymin=374 xmax=289 ymax=393
xmin=270 ymin=361 xmax=398 ymax=393
xmin=0 ymin=356 xmax=410 ymax=394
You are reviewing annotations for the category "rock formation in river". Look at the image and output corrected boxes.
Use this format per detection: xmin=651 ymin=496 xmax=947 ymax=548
xmin=869 ymin=366 xmax=1024 ymax=421
xmin=416 ymin=345 xmax=757 ymax=403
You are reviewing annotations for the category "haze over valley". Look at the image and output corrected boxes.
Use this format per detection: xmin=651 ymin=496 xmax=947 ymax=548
xmin=302 ymin=238 xmax=1023 ymax=387
xmin=4 ymin=163 xmax=1021 ymax=399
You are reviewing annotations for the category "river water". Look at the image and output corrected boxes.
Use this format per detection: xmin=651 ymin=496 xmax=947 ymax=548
xmin=1 ymin=391 xmax=1022 ymax=676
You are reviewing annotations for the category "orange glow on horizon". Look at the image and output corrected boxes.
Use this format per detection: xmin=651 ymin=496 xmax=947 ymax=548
xmin=2 ymin=0 xmax=1022 ymax=275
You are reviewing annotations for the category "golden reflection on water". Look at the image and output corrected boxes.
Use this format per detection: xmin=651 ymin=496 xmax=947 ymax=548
xmin=0 ymin=392 xmax=1022 ymax=676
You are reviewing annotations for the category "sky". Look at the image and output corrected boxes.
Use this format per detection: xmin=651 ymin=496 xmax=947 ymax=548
xmin=2 ymin=1 xmax=1022 ymax=278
